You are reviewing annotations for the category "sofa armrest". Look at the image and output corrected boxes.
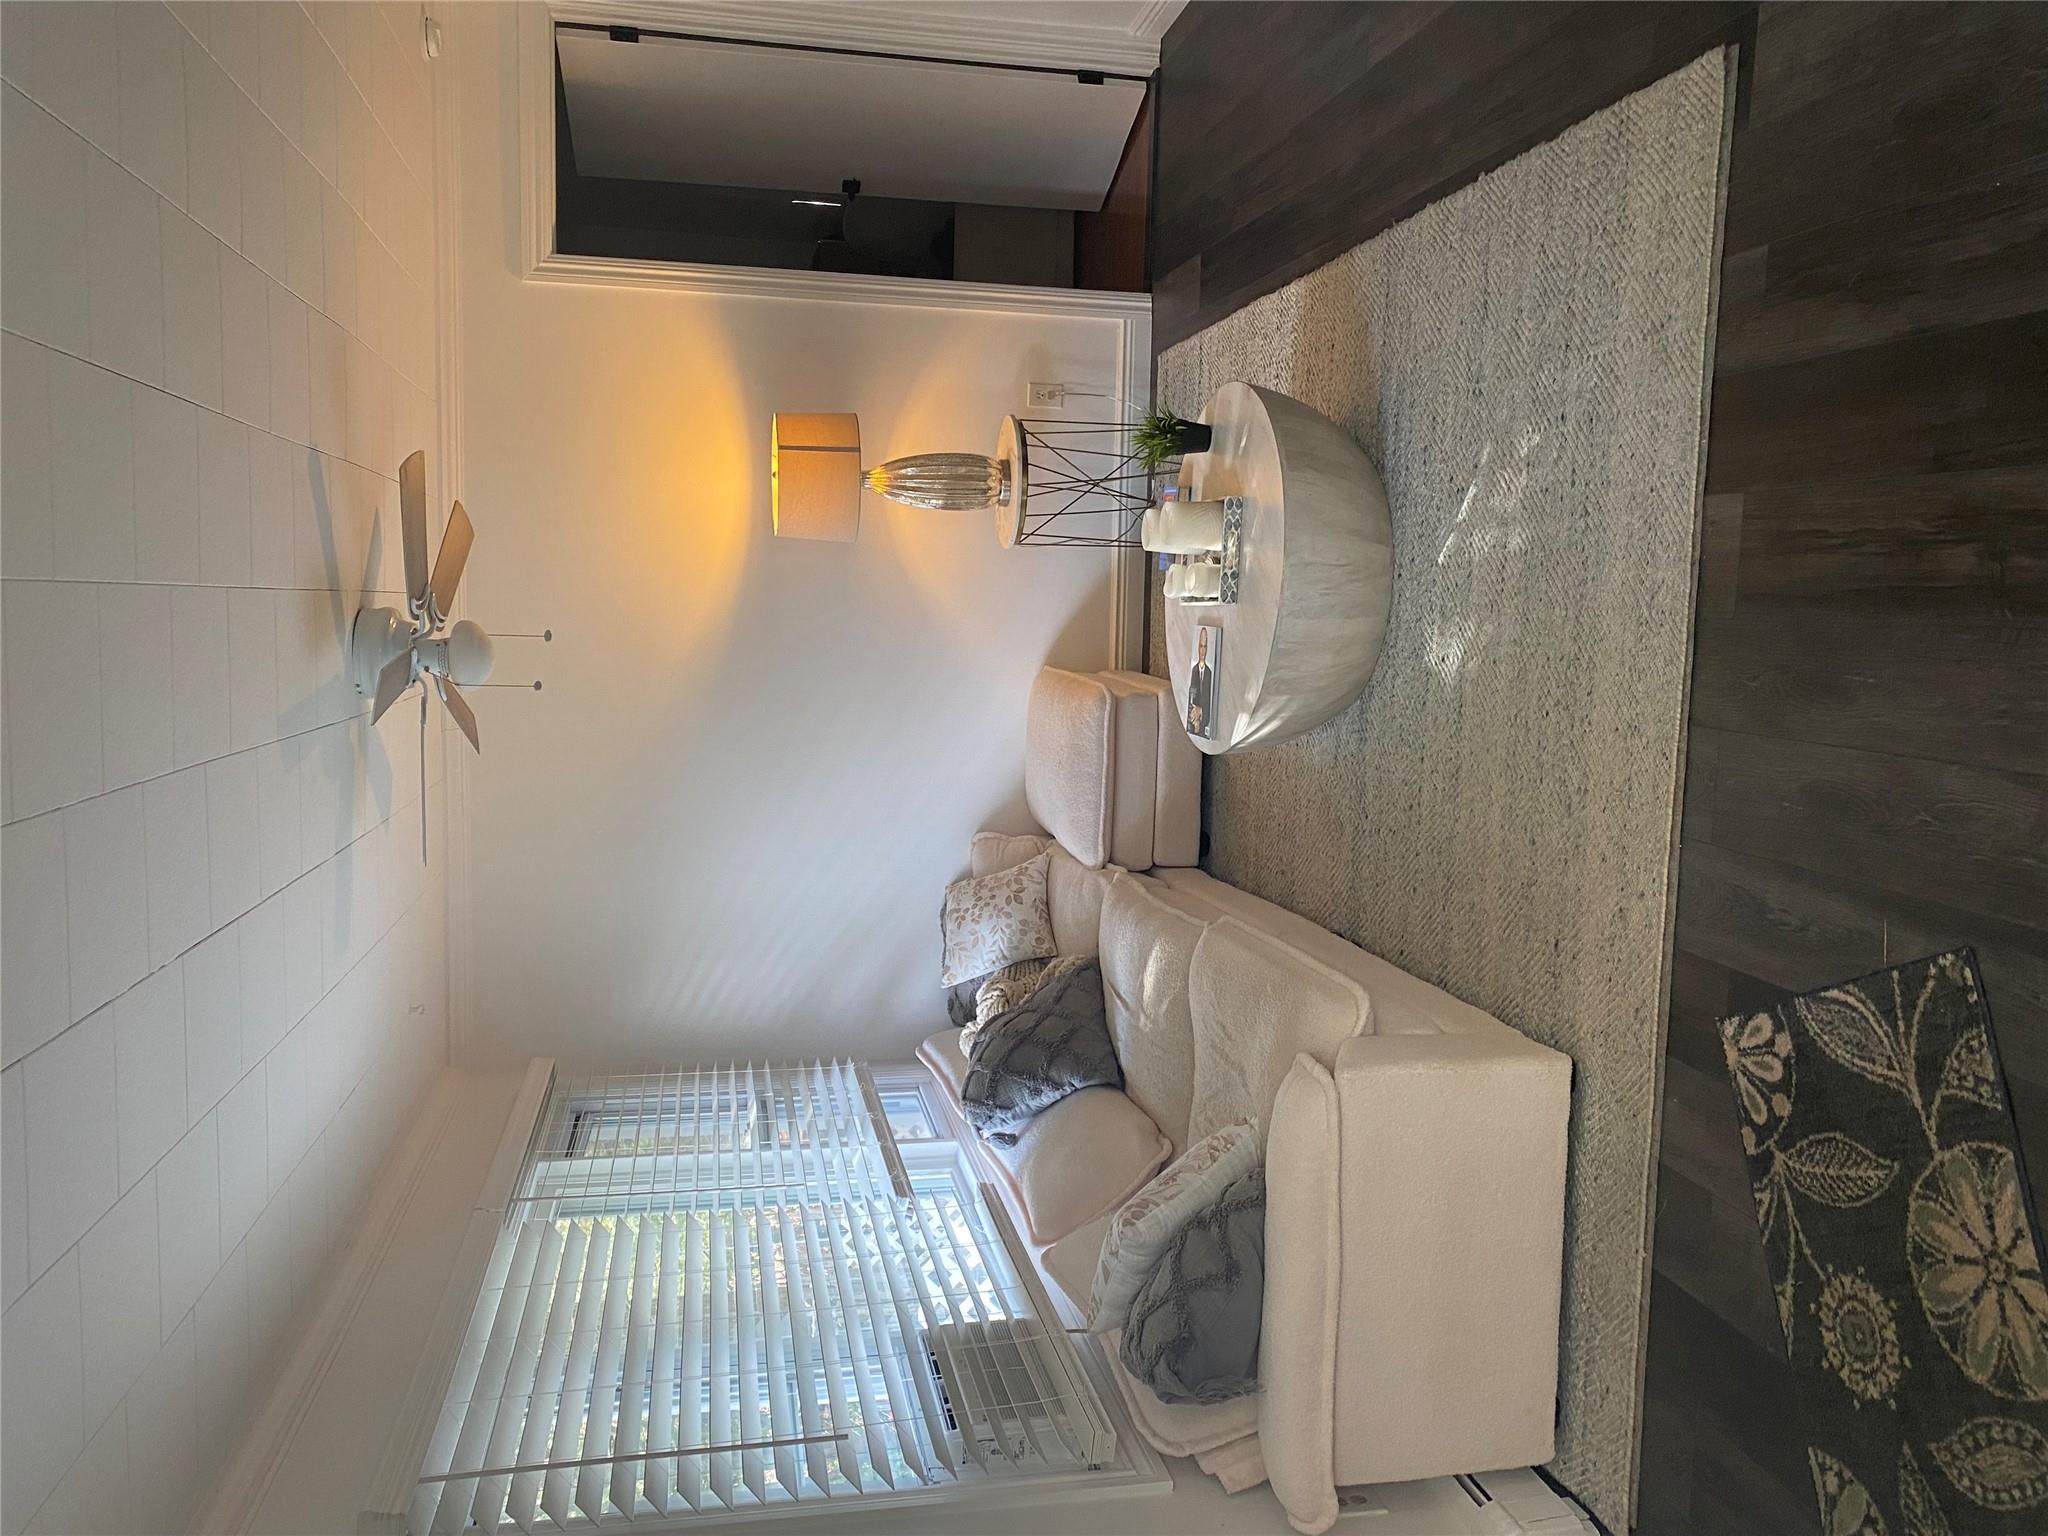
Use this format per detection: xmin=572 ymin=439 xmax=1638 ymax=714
xmin=1325 ymin=1028 xmax=1571 ymax=1485
xmin=1259 ymin=1028 xmax=1571 ymax=1530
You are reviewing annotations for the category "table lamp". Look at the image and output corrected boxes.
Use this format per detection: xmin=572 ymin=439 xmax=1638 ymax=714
xmin=770 ymin=412 xmax=864 ymax=541
xmin=769 ymin=409 xmax=1149 ymax=547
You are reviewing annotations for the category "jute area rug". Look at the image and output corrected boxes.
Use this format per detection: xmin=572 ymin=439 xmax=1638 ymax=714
xmin=1149 ymin=50 xmax=1733 ymax=1529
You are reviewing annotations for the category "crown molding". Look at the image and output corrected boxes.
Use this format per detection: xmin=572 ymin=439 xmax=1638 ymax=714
xmin=1127 ymin=1 xmax=1188 ymax=43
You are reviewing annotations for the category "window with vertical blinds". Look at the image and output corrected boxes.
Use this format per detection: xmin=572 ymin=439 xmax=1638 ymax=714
xmin=410 ymin=1062 xmax=1118 ymax=1531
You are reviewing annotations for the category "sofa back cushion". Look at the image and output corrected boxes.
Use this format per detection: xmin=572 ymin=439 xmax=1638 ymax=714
xmin=1047 ymin=845 xmax=1114 ymax=957
xmin=969 ymin=830 xmax=1051 ymax=878
xmin=1156 ymin=867 xmax=1482 ymax=1038
xmin=1025 ymin=667 xmax=1119 ymax=867
xmin=1187 ymin=917 xmax=1372 ymax=1142
xmin=1100 ymin=873 xmax=1204 ymax=1150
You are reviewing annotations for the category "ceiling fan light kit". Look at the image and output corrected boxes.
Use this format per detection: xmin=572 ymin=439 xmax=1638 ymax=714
xmin=350 ymin=449 xmax=504 ymax=861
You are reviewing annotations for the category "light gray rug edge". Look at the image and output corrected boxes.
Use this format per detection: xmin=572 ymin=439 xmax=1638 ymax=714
xmin=1149 ymin=51 xmax=1731 ymax=1529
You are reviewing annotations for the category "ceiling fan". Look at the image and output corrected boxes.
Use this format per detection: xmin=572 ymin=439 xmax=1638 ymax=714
xmin=349 ymin=450 xmax=493 ymax=860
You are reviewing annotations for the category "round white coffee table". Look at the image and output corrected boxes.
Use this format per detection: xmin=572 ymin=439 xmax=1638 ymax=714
xmin=1165 ymin=383 xmax=1393 ymax=754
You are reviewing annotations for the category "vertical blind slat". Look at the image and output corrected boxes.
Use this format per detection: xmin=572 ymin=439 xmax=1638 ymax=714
xmin=612 ymin=1209 xmax=661 ymax=1519
xmin=577 ymin=1212 xmax=640 ymax=1520
xmin=781 ymin=1072 xmax=848 ymax=1495
xmin=755 ymin=1193 xmax=801 ymax=1499
xmin=508 ymin=1229 xmax=571 ymax=1533
xmin=477 ymin=1219 xmax=570 ymax=1535
xmin=509 ymin=1217 xmax=589 ymax=1530
xmin=709 ymin=1089 xmax=736 ymax=1510
xmin=735 ymin=1202 xmax=767 ymax=1503
xmin=418 ymin=1218 xmax=535 ymax=1536
xmin=544 ymin=1216 xmax=614 ymax=1524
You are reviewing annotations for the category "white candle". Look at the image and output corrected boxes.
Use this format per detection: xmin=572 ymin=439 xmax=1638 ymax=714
xmin=1141 ymin=499 xmax=1227 ymax=554
xmin=1164 ymin=561 xmax=1223 ymax=600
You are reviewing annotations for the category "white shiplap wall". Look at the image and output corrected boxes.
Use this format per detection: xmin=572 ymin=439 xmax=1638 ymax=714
xmin=0 ymin=4 xmax=450 ymax=1531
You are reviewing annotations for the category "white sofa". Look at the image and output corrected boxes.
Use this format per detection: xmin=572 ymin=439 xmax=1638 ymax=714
xmin=918 ymin=668 xmax=1573 ymax=1535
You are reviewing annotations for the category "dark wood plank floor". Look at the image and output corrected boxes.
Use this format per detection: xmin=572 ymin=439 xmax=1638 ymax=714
xmin=1152 ymin=4 xmax=2048 ymax=1532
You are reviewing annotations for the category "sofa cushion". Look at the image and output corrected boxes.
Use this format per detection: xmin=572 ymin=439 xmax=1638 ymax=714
xmin=1100 ymin=873 xmax=1204 ymax=1151
xmin=980 ymin=1086 xmax=1169 ymax=1247
xmin=1046 ymin=845 xmax=1113 ymax=957
xmin=917 ymin=1029 xmax=970 ymax=1104
xmin=1187 ymin=918 xmax=1372 ymax=1143
xmin=1026 ymin=668 xmax=1118 ymax=868
xmin=1155 ymin=867 xmax=1487 ymax=1038
xmin=1104 ymin=1337 xmax=1261 ymax=1457
xmin=1039 ymin=1209 xmax=1114 ymax=1323
xmin=969 ymin=830 xmax=1050 ymax=878
xmin=940 ymin=851 xmax=1055 ymax=986
xmin=1105 ymin=670 xmax=1200 ymax=868
xmin=1094 ymin=672 xmax=1163 ymax=871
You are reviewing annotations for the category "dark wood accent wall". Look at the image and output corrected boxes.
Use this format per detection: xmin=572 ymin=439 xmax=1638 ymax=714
xmin=1152 ymin=4 xmax=2048 ymax=1531
xmin=1076 ymin=85 xmax=1155 ymax=293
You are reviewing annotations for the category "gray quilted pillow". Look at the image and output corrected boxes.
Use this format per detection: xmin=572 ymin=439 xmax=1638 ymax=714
xmin=960 ymin=957 xmax=1120 ymax=1145
xmin=1119 ymin=1166 xmax=1266 ymax=1404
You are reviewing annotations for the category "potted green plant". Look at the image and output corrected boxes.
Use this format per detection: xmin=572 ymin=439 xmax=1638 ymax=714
xmin=1134 ymin=409 xmax=1212 ymax=471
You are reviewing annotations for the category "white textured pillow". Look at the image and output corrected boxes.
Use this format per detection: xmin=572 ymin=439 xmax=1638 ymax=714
xmin=1087 ymin=1119 xmax=1260 ymax=1333
xmin=941 ymin=851 xmax=1056 ymax=987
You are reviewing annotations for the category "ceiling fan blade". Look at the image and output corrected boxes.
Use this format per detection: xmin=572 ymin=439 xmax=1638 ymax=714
xmin=436 ymin=674 xmax=480 ymax=753
xmin=399 ymin=450 xmax=431 ymax=612
xmin=418 ymin=688 xmax=429 ymax=864
xmin=369 ymin=650 xmax=413 ymax=724
xmin=428 ymin=499 xmax=473 ymax=623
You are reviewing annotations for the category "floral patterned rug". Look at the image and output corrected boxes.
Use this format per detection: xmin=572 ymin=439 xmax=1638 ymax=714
xmin=1721 ymin=949 xmax=2048 ymax=1534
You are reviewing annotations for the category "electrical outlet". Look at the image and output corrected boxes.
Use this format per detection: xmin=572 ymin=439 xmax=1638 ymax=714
xmin=1028 ymin=383 xmax=1065 ymax=409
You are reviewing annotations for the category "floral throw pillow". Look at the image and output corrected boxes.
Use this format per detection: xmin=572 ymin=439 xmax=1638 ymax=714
xmin=941 ymin=851 xmax=1056 ymax=988
xmin=1089 ymin=1118 xmax=1260 ymax=1333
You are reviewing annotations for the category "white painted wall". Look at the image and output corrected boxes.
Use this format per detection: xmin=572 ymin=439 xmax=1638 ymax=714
xmin=451 ymin=2 xmax=1129 ymax=1071
xmin=0 ymin=5 xmax=450 ymax=1531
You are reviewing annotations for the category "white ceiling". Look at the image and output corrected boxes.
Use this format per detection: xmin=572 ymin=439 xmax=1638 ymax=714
xmin=558 ymin=29 xmax=1147 ymax=209
xmin=550 ymin=1 xmax=1186 ymax=76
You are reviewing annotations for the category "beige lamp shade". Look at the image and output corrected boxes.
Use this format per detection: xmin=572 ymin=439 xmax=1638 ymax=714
xmin=771 ymin=412 xmax=863 ymax=541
